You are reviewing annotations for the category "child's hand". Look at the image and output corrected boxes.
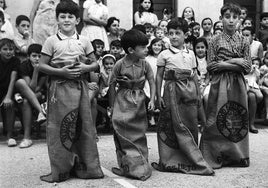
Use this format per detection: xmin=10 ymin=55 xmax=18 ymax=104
xmin=73 ymin=62 xmax=89 ymax=75
xmin=60 ymin=64 xmax=81 ymax=79
xmin=157 ymin=97 xmax=166 ymax=111
xmin=148 ymin=100 xmax=155 ymax=111
xmin=0 ymin=97 xmax=13 ymax=108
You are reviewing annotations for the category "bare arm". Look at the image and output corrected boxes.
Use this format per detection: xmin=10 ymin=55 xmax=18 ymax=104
xmin=29 ymin=0 xmax=42 ymax=34
xmin=134 ymin=11 xmax=142 ymax=25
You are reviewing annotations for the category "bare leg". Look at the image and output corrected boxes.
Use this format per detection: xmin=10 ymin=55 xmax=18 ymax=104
xmin=248 ymin=92 xmax=258 ymax=133
xmin=15 ymin=79 xmax=42 ymax=112
xmin=1 ymin=105 xmax=16 ymax=139
xmin=19 ymin=99 xmax=32 ymax=139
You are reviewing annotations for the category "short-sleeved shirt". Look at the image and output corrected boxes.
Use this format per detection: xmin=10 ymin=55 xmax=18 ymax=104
xmin=42 ymin=31 xmax=94 ymax=68
xmin=109 ymin=56 xmax=154 ymax=85
xmin=19 ymin=59 xmax=46 ymax=80
xmin=0 ymin=56 xmax=20 ymax=98
xmin=208 ymin=32 xmax=251 ymax=73
xmin=157 ymin=45 xmax=196 ymax=72
xmin=250 ymin=40 xmax=263 ymax=59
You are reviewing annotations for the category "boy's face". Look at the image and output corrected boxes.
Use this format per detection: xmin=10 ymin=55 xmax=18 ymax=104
xmin=195 ymin=42 xmax=206 ymax=58
xmin=110 ymin=45 xmax=121 ymax=55
xmin=155 ymin=29 xmax=164 ymax=39
xmin=261 ymin=17 xmax=268 ymax=28
xmin=252 ymin=59 xmax=260 ymax=69
xmin=146 ymin=28 xmax=154 ymax=38
xmin=221 ymin=10 xmax=239 ymax=34
xmin=103 ymin=58 xmax=115 ymax=72
xmin=0 ymin=44 xmax=14 ymax=61
xmin=16 ymin=20 xmax=30 ymax=36
xmin=243 ymin=20 xmax=252 ymax=28
xmin=202 ymin=19 xmax=212 ymax=32
xmin=57 ymin=13 xmax=79 ymax=35
xmin=240 ymin=9 xmax=247 ymax=20
xmin=168 ymin=28 xmax=185 ymax=49
xmin=29 ymin=52 xmax=41 ymax=66
xmin=242 ymin=29 xmax=253 ymax=43
xmin=192 ymin=25 xmax=200 ymax=37
xmin=95 ymin=44 xmax=104 ymax=56
xmin=131 ymin=45 xmax=148 ymax=59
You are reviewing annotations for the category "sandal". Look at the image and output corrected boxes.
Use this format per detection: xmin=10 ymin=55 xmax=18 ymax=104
xmin=19 ymin=139 xmax=33 ymax=148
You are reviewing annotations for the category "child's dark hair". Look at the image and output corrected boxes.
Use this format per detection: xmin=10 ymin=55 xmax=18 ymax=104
xmin=167 ymin=17 xmax=188 ymax=33
xmin=56 ymin=0 xmax=80 ymax=18
xmin=260 ymin=12 xmax=268 ymax=21
xmin=121 ymin=29 xmax=148 ymax=54
xmin=242 ymin=26 xmax=255 ymax=35
xmin=193 ymin=37 xmax=208 ymax=56
xmin=144 ymin=22 xmax=155 ymax=31
xmin=132 ymin=24 xmax=146 ymax=34
xmin=106 ymin=17 xmax=120 ymax=32
xmin=162 ymin=7 xmax=173 ymax=16
xmin=213 ymin=27 xmax=223 ymax=34
xmin=110 ymin=39 xmax=121 ymax=48
xmin=0 ymin=11 xmax=4 ymax=22
xmin=242 ymin=17 xmax=254 ymax=27
xmin=147 ymin=37 xmax=162 ymax=56
xmin=252 ymin=57 xmax=261 ymax=64
xmin=220 ymin=3 xmax=241 ymax=16
xmin=103 ymin=54 xmax=116 ymax=64
xmin=201 ymin=17 xmax=213 ymax=27
xmin=16 ymin=15 xmax=30 ymax=26
xmin=213 ymin=21 xmax=222 ymax=30
xmin=189 ymin=22 xmax=200 ymax=34
xmin=27 ymin=43 xmax=42 ymax=56
xmin=92 ymin=39 xmax=104 ymax=51
xmin=0 ymin=38 xmax=16 ymax=49
xmin=138 ymin=0 xmax=154 ymax=16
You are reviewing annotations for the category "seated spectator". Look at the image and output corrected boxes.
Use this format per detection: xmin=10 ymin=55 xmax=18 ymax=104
xmin=0 ymin=39 xmax=19 ymax=147
xmin=242 ymin=26 xmax=263 ymax=59
xmin=109 ymin=39 xmax=124 ymax=61
xmin=14 ymin=15 xmax=35 ymax=62
xmin=106 ymin=17 xmax=120 ymax=45
xmin=245 ymin=57 xmax=263 ymax=133
xmin=15 ymin=43 xmax=47 ymax=148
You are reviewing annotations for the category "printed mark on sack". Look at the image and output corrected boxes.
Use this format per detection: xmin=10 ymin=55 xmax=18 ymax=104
xmin=60 ymin=108 xmax=82 ymax=151
xmin=217 ymin=101 xmax=248 ymax=143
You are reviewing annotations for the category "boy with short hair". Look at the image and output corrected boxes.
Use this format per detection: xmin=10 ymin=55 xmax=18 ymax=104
xmin=14 ymin=15 xmax=35 ymax=62
xmin=39 ymin=1 xmax=103 ymax=183
xmin=109 ymin=29 xmax=155 ymax=180
xmin=258 ymin=12 xmax=268 ymax=48
xmin=200 ymin=3 xmax=251 ymax=168
xmin=109 ymin=39 xmax=124 ymax=60
xmin=0 ymin=38 xmax=19 ymax=147
xmin=15 ymin=43 xmax=47 ymax=148
xmin=151 ymin=17 xmax=213 ymax=175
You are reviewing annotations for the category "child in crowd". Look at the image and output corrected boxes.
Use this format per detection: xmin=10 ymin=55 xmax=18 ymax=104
xmin=242 ymin=17 xmax=254 ymax=28
xmin=15 ymin=43 xmax=47 ymax=148
xmin=134 ymin=0 xmax=159 ymax=27
xmin=38 ymin=1 xmax=104 ymax=182
xmin=106 ymin=17 xmax=120 ymax=45
xmin=144 ymin=38 xmax=163 ymax=126
xmin=155 ymin=27 xmax=170 ymax=49
xmin=259 ymin=12 xmax=268 ymax=48
xmin=0 ymin=11 xmax=11 ymax=39
xmin=200 ymin=3 xmax=251 ymax=169
xmin=0 ymin=39 xmax=19 ymax=147
xmin=158 ymin=19 xmax=168 ymax=35
xmin=81 ymin=0 xmax=109 ymax=51
xmin=151 ymin=17 xmax=214 ymax=175
xmin=109 ymin=29 xmax=155 ymax=180
xmin=260 ymin=52 xmax=268 ymax=76
xmin=109 ymin=39 xmax=124 ymax=61
xmin=181 ymin=6 xmax=195 ymax=25
xmin=92 ymin=39 xmax=105 ymax=64
xmin=242 ymin=26 xmax=263 ymax=59
xmin=162 ymin=7 xmax=173 ymax=22
xmin=237 ymin=7 xmax=248 ymax=31
xmin=201 ymin=17 xmax=213 ymax=42
xmin=260 ymin=52 xmax=268 ymax=120
xmin=0 ymin=0 xmax=14 ymax=39
xmin=14 ymin=15 xmax=35 ymax=62
xmin=213 ymin=27 xmax=223 ymax=36
xmin=190 ymin=22 xmax=201 ymax=38
xmin=245 ymin=57 xmax=263 ymax=133
xmin=144 ymin=22 xmax=155 ymax=43
xmin=213 ymin=20 xmax=223 ymax=31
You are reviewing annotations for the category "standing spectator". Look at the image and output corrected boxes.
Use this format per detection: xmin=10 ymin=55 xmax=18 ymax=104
xmin=151 ymin=18 xmax=213 ymax=175
xmin=81 ymin=0 xmax=109 ymax=51
xmin=200 ymin=3 xmax=251 ymax=169
xmin=134 ymin=0 xmax=158 ymax=27
xmin=258 ymin=12 xmax=268 ymax=50
xmin=242 ymin=17 xmax=254 ymax=28
xmin=30 ymin=0 xmax=59 ymax=45
xmin=0 ymin=39 xmax=19 ymax=147
xmin=242 ymin=26 xmax=263 ymax=59
xmin=181 ymin=6 xmax=195 ymax=25
xmin=201 ymin=17 xmax=213 ymax=42
xmin=106 ymin=17 xmax=120 ymax=45
xmin=0 ymin=0 xmax=14 ymax=39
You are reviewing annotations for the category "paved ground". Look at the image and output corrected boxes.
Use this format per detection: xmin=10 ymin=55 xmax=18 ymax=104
xmin=0 ymin=120 xmax=268 ymax=188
